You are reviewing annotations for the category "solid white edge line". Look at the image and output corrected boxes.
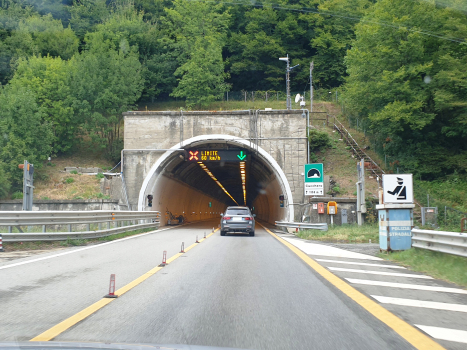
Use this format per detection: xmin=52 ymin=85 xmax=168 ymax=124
xmin=415 ymin=325 xmax=467 ymax=344
xmin=347 ymin=278 xmax=467 ymax=294
xmin=371 ymin=295 xmax=467 ymax=313
xmin=316 ymin=258 xmax=406 ymax=269
xmin=329 ymin=267 xmax=433 ymax=279
xmin=0 ymin=221 xmax=199 ymax=270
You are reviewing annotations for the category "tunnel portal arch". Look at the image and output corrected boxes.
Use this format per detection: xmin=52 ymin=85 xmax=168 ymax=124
xmin=138 ymin=134 xmax=294 ymax=223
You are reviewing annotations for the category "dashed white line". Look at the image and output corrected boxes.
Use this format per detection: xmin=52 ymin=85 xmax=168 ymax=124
xmin=316 ymin=258 xmax=406 ymax=269
xmin=346 ymin=279 xmax=467 ymax=294
xmin=372 ymin=295 xmax=467 ymax=313
xmin=415 ymin=325 xmax=467 ymax=344
xmin=329 ymin=267 xmax=433 ymax=279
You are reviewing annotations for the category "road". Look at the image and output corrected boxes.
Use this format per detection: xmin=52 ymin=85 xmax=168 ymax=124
xmin=0 ymin=219 xmax=453 ymax=349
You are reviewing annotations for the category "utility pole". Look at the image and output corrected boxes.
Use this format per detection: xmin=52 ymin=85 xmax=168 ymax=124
xmin=279 ymin=54 xmax=299 ymax=110
xmin=356 ymin=158 xmax=366 ymax=226
xmin=18 ymin=160 xmax=34 ymax=211
xmin=310 ymin=61 xmax=314 ymax=113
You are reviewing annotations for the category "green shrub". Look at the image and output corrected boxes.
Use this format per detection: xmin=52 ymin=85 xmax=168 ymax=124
xmin=308 ymin=129 xmax=332 ymax=152
xmin=70 ymin=170 xmax=78 ymax=174
xmin=96 ymin=173 xmax=104 ymax=179
xmin=12 ymin=191 xmax=23 ymax=199
xmin=332 ymin=186 xmax=341 ymax=194
xmin=65 ymin=177 xmax=74 ymax=184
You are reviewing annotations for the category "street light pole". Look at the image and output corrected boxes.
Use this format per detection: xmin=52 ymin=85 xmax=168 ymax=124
xmin=310 ymin=61 xmax=314 ymax=113
xmin=279 ymin=54 xmax=299 ymax=110
xmin=279 ymin=54 xmax=291 ymax=109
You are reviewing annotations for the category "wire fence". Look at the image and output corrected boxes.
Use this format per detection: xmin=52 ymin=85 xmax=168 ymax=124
xmin=223 ymin=89 xmax=336 ymax=103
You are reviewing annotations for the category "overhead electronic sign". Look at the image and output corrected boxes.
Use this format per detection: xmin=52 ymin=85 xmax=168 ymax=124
xmin=188 ymin=149 xmax=248 ymax=162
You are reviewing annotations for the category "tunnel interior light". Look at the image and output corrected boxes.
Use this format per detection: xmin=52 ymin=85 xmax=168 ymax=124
xmin=198 ymin=162 xmax=239 ymax=205
xmin=240 ymin=162 xmax=246 ymax=205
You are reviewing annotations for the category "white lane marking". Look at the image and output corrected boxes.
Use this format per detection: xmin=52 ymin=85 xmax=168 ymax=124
xmin=316 ymin=258 xmax=406 ymax=269
xmin=372 ymin=295 xmax=467 ymax=313
xmin=329 ymin=267 xmax=433 ymax=279
xmin=347 ymin=279 xmax=467 ymax=294
xmin=0 ymin=224 xmax=187 ymax=271
xmin=415 ymin=325 xmax=467 ymax=344
xmin=281 ymin=237 xmax=382 ymax=261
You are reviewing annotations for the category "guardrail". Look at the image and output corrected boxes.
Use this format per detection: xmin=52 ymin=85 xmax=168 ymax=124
xmin=275 ymin=221 xmax=328 ymax=231
xmin=412 ymin=228 xmax=467 ymax=258
xmin=0 ymin=210 xmax=160 ymax=242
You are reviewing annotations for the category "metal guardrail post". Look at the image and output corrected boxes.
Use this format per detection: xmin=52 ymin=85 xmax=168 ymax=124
xmin=42 ymin=225 xmax=46 ymax=233
xmin=462 ymin=218 xmax=466 ymax=233
xmin=68 ymin=224 xmax=71 ymax=232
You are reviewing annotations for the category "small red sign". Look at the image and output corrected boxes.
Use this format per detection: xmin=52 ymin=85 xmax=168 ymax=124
xmin=189 ymin=150 xmax=199 ymax=161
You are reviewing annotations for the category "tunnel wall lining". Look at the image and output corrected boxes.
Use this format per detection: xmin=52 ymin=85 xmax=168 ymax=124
xmin=137 ymin=134 xmax=294 ymax=223
xmin=152 ymin=174 xmax=225 ymax=226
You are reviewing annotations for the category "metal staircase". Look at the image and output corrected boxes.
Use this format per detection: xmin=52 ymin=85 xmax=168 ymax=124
xmin=331 ymin=116 xmax=385 ymax=184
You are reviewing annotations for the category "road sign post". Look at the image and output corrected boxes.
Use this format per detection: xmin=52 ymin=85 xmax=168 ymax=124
xmin=377 ymin=174 xmax=415 ymax=252
xmin=304 ymin=163 xmax=324 ymax=196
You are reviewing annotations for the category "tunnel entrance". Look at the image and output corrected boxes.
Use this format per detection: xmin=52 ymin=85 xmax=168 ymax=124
xmin=138 ymin=135 xmax=293 ymax=224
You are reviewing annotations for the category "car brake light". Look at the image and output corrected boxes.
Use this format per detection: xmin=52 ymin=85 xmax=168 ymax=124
xmin=223 ymin=217 xmax=231 ymax=220
xmin=243 ymin=217 xmax=252 ymax=221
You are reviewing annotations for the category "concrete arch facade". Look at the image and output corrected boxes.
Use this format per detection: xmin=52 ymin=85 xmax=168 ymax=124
xmin=137 ymin=134 xmax=294 ymax=223
xmin=122 ymin=109 xmax=308 ymax=223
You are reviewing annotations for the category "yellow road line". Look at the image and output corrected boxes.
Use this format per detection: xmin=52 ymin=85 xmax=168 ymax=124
xmin=30 ymin=299 xmax=114 ymax=341
xmin=31 ymin=227 xmax=219 ymax=342
xmin=258 ymin=223 xmax=445 ymax=350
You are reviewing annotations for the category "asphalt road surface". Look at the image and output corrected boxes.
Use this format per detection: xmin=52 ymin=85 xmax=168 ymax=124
xmin=1 ymin=220 xmax=416 ymax=349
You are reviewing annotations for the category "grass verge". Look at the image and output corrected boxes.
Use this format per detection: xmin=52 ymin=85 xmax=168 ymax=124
xmin=3 ymin=227 xmax=157 ymax=252
xmin=297 ymin=223 xmax=379 ymax=243
xmin=138 ymin=100 xmax=333 ymax=112
xmin=380 ymin=248 xmax=467 ymax=288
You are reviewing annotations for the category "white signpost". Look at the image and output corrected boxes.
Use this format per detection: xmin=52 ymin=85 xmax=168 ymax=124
xmin=382 ymin=174 xmax=414 ymax=204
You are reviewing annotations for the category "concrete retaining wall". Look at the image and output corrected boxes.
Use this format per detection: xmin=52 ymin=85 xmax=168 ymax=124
xmin=304 ymin=197 xmax=358 ymax=225
xmin=0 ymin=199 xmax=121 ymax=212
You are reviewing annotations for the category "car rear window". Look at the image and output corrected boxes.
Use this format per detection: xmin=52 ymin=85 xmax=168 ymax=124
xmin=226 ymin=208 xmax=249 ymax=215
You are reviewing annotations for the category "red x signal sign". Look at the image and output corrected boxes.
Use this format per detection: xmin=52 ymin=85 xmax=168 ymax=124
xmin=189 ymin=150 xmax=199 ymax=161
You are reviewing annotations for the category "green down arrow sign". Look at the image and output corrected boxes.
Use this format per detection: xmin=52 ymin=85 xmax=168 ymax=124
xmin=237 ymin=151 xmax=247 ymax=161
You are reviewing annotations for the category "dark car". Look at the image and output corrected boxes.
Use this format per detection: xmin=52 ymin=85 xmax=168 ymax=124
xmin=220 ymin=206 xmax=256 ymax=236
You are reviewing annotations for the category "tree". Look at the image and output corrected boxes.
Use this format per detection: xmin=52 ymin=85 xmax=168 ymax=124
xmin=9 ymin=55 xmax=79 ymax=154
xmin=344 ymin=0 xmax=467 ymax=177
xmin=0 ymin=84 xmax=53 ymax=195
xmin=84 ymin=4 xmax=173 ymax=100
xmin=172 ymin=38 xmax=229 ymax=107
xmin=18 ymin=13 xmax=79 ymax=60
xmin=165 ymin=0 xmax=230 ymax=106
xmin=68 ymin=0 xmax=109 ymax=39
xmin=71 ymin=34 xmax=143 ymax=160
